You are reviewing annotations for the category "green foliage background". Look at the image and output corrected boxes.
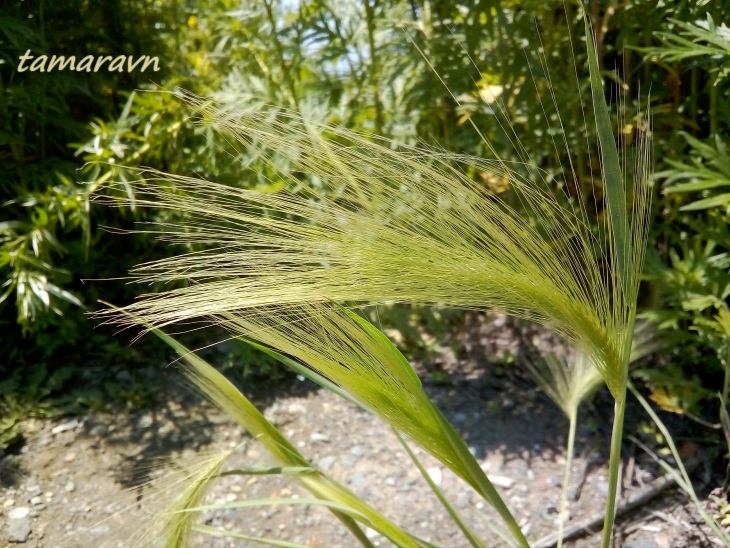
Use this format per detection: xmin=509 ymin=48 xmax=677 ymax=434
xmin=1 ymin=0 xmax=729 ymax=445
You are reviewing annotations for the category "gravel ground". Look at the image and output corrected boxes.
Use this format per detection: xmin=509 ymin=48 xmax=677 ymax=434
xmin=0 ymin=314 xmax=723 ymax=547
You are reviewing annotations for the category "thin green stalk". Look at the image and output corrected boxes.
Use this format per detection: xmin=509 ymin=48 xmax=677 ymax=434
xmin=557 ymin=408 xmax=578 ymax=548
xmin=601 ymin=388 xmax=627 ymax=548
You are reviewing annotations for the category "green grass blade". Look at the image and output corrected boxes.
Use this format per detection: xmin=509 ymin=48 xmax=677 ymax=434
xmin=159 ymin=336 xmax=417 ymax=547
xmin=629 ymin=382 xmax=730 ymax=545
xmin=108 ymin=304 xmax=416 ymax=547
xmin=584 ymin=15 xmax=630 ymax=302
xmin=217 ymin=466 xmax=314 ymax=477
xmin=584 ymin=12 xmax=636 ymax=546
xmin=177 ymin=497 xmax=367 ymax=515
xmin=223 ymin=304 xmax=527 ymax=546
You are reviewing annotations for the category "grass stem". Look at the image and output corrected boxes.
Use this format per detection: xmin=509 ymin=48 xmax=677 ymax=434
xmin=557 ymin=408 xmax=578 ymax=548
xmin=601 ymin=389 xmax=627 ymax=548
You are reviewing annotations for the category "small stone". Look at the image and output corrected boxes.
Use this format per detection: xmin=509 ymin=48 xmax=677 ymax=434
xmin=7 ymin=507 xmax=31 ymax=543
xmin=310 ymin=433 xmax=329 ymax=443
xmin=51 ymin=419 xmax=81 ymax=435
xmin=350 ymin=445 xmax=365 ymax=457
xmin=6 ymin=518 xmax=31 ymax=543
xmin=64 ymin=481 xmax=75 ymax=493
xmin=25 ymin=478 xmax=40 ymax=494
xmin=63 ymin=453 xmax=76 ymax=463
xmin=137 ymin=414 xmax=153 ymax=429
xmin=489 ymin=475 xmax=514 ymax=489
xmin=3 ymin=498 xmax=14 ymax=508
xmin=453 ymin=412 xmax=467 ymax=424
xmin=318 ymin=456 xmax=336 ymax=472
xmin=89 ymin=524 xmax=111 ymax=535
xmin=9 ymin=507 xmax=29 ymax=520
xmin=349 ymin=473 xmax=367 ymax=488
xmin=285 ymin=402 xmax=306 ymax=414
xmin=30 ymin=496 xmax=43 ymax=506
xmin=427 ymin=467 xmax=442 ymax=487
xmin=88 ymin=424 xmax=107 ymax=437
xmin=624 ymin=537 xmax=658 ymax=548
xmin=455 ymin=491 xmax=471 ymax=509
xmin=510 ymin=458 xmax=529 ymax=475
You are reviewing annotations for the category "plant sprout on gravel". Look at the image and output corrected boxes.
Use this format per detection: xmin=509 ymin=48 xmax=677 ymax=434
xmin=97 ymin=13 xmax=653 ymax=548
xmin=525 ymin=322 xmax=661 ymax=548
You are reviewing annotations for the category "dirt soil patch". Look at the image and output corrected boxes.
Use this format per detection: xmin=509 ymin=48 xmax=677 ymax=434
xmin=0 ymin=314 xmax=724 ymax=547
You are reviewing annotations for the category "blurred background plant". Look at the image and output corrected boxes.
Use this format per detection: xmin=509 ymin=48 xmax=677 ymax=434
xmin=2 ymin=0 xmax=729 ymax=479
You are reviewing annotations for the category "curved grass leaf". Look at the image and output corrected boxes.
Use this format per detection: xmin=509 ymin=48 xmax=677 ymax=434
xmin=219 ymin=303 xmax=527 ymax=545
xmin=108 ymin=306 xmax=414 ymax=547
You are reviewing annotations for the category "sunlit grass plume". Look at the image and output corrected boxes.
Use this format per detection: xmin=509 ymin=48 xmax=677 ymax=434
xmin=97 ymin=15 xmax=653 ymax=547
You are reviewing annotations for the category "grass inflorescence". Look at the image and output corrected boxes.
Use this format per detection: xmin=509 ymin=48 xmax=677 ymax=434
xmin=97 ymin=9 xmax=654 ymax=547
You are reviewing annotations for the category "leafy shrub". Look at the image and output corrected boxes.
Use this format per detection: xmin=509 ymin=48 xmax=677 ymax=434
xmin=639 ymin=11 xmax=730 ymax=436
